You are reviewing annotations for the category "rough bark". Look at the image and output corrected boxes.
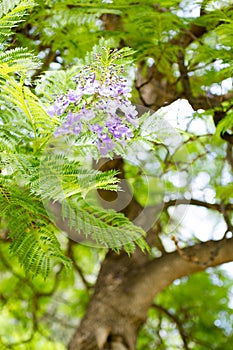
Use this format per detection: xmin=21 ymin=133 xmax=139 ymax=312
xmin=68 ymin=237 xmax=233 ymax=350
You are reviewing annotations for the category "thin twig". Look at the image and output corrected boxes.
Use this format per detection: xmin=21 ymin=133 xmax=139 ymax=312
xmin=220 ymin=201 xmax=233 ymax=238
xmin=153 ymin=303 xmax=190 ymax=350
xmin=171 ymin=235 xmax=224 ymax=267
xmin=67 ymin=241 xmax=92 ymax=292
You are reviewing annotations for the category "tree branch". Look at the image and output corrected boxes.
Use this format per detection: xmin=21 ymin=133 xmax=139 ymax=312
xmin=31 ymin=49 xmax=56 ymax=82
xmin=220 ymin=201 xmax=233 ymax=236
xmin=226 ymin=144 xmax=233 ymax=170
xmin=67 ymin=240 xmax=93 ymax=292
xmin=163 ymin=198 xmax=233 ymax=212
xmin=177 ymin=48 xmax=193 ymax=101
xmin=129 ymin=237 xmax=233 ymax=314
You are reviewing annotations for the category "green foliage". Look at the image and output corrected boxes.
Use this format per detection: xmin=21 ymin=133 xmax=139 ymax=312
xmin=36 ymin=154 xmax=119 ymax=200
xmin=0 ymin=3 xmax=69 ymax=276
xmin=138 ymin=270 xmax=233 ymax=349
xmin=215 ymin=109 xmax=233 ymax=137
xmin=0 ymin=239 xmax=92 ymax=349
xmin=0 ymin=0 xmax=35 ymax=43
xmin=0 ymin=172 xmax=70 ymax=277
xmin=61 ymin=198 xmax=148 ymax=253
xmin=0 ymin=1 xmax=151 ymax=279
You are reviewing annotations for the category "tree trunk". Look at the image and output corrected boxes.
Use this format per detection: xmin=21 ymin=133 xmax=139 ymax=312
xmin=68 ymin=251 xmax=143 ymax=350
xmin=68 ymin=237 xmax=233 ymax=350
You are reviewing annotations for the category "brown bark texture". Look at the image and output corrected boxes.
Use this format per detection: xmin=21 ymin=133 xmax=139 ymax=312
xmin=68 ymin=237 xmax=233 ymax=350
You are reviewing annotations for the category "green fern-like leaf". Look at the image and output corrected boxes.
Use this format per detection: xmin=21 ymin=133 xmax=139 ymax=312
xmin=215 ymin=110 xmax=233 ymax=137
xmin=0 ymin=177 xmax=71 ymax=277
xmin=35 ymin=66 xmax=82 ymax=101
xmin=35 ymin=154 xmax=119 ymax=201
xmin=9 ymin=225 xmax=70 ymax=278
xmin=0 ymin=102 xmax=37 ymax=154
xmin=0 ymin=76 xmax=57 ymax=149
xmin=0 ymin=0 xmax=35 ymax=43
xmin=61 ymin=198 xmax=149 ymax=254
xmin=0 ymin=47 xmax=40 ymax=72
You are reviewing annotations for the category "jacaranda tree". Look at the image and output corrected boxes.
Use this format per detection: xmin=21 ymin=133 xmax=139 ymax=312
xmin=0 ymin=1 xmax=233 ymax=349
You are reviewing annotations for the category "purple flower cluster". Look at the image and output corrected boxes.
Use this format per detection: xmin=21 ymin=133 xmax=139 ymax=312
xmin=48 ymin=66 xmax=138 ymax=156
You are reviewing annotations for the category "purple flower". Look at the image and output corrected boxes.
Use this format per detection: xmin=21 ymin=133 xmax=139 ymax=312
xmin=98 ymin=134 xmax=115 ymax=156
xmin=120 ymin=102 xmax=138 ymax=127
xmin=66 ymin=111 xmax=75 ymax=123
xmin=50 ymin=67 xmax=138 ymax=157
xmin=99 ymin=84 xmax=125 ymax=98
xmin=83 ymin=80 xmax=100 ymax=95
xmin=107 ymin=121 xmax=133 ymax=140
xmin=120 ymin=102 xmax=137 ymax=117
xmin=105 ymin=100 xmax=121 ymax=114
xmin=98 ymin=85 xmax=113 ymax=97
xmin=73 ymin=123 xmax=82 ymax=135
xmin=98 ymin=79 xmax=131 ymax=98
xmin=47 ymin=105 xmax=56 ymax=117
xmin=115 ymin=83 xmax=131 ymax=96
xmin=91 ymin=73 xmax=96 ymax=83
xmin=106 ymin=117 xmax=120 ymax=128
xmin=54 ymin=111 xmax=82 ymax=137
xmin=54 ymin=124 xmax=70 ymax=136
xmin=80 ymin=108 xmax=95 ymax=121
xmin=67 ymin=88 xmax=83 ymax=103
xmin=49 ymin=96 xmax=70 ymax=117
xmin=89 ymin=124 xmax=103 ymax=135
